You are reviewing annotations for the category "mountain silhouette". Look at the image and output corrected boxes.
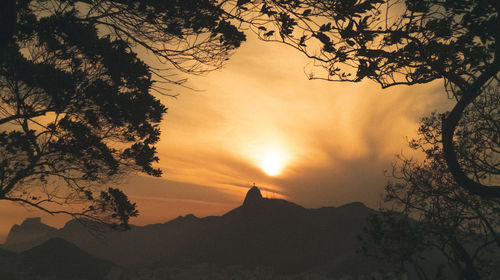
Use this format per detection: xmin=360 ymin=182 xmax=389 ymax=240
xmin=0 ymin=238 xmax=115 ymax=280
xmin=2 ymin=187 xmax=383 ymax=277
xmin=4 ymin=217 xmax=57 ymax=252
xmin=0 ymin=247 xmax=18 ymax=280
xmin=242 ymin=185 xmax=263 ymax=205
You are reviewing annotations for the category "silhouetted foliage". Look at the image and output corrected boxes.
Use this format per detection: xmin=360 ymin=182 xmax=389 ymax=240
xmin=0 ymin=0 xmax=16 ymax=52
xmin=360 ymin=86 xmax=500 ymax=279
xmin=2 ymin=0 xmax=496 ymax=228
xmin=226 ymin=0 xmax=499 ymax=196
xmin=0 ymin=0 xmax=246 ymax=227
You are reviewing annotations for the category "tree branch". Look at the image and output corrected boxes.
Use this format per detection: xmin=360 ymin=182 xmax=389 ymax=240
xmin=442 ymin=62 xmax=500 ymax=197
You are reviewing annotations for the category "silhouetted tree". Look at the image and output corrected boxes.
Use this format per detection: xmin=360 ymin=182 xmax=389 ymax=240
xmin=225 ymin=0 xmax=499 ymax=197
xmin=360 ymin=86 xmax=500 ymax=280
xmin=0 ymin=0 xmax=16 ymax=52
xmin=0 ymin=0 xmax=245 ymax=227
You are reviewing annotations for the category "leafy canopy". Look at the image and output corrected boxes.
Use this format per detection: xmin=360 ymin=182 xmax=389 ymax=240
xmin=227 ymin=0 xmax=499 ymax=196
xmin=0 ymin=0 xmax=246 ymax=227
xmin=361 ymin=86 xmax=500 ymax=279
xmin=1 ymin=0 xmax=498 ymax=228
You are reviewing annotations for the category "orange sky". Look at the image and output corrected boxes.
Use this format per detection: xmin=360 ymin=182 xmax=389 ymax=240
xmin=0 ymin=34 xmax=453 ymax=243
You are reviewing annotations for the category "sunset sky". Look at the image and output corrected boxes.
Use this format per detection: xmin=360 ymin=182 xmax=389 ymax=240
xmin=0 ymin=33 xmax=452 ymax=243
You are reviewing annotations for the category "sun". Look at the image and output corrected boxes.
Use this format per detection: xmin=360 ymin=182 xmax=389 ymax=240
xmin=260 ymin=153 xmax=284 ymax=176
xmin=248 ymin=143 xmax=291 ymax=177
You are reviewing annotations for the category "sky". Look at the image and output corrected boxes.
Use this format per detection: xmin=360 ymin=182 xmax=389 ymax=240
xmin=0 ymin=33 xmax=452 ymax=243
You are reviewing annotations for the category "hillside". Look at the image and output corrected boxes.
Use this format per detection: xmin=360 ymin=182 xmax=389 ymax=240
xmin=3 ymin=187 xmax=384 ymax=277
xmin=0 ymin=238 xmax=115 ymax=280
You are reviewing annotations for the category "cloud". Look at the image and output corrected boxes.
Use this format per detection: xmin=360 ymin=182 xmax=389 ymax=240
xmin=147 ymin=33 xmax=452 ymax=210
xmin=0 ymin=33 xmax=454 ymax=239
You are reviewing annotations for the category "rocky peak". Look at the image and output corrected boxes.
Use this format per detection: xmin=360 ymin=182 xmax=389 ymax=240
xmin=243 ymin=186 xmax=263 ymax=206
xmin=21 ymin=217 xmax=42 ymax=226
xmin=12 ymin=217 xmax=55 ymax=233
xmin=4 ymin=217 xmax=57 ymax=252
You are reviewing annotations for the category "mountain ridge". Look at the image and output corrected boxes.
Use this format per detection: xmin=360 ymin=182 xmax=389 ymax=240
xmin=0 ymin=237 xmax=116 ymax=280
xmin=2 ymin=187 xmax=379 ymax=276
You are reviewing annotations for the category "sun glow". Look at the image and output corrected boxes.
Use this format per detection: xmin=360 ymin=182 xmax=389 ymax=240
xmin=247 ymin=141 xmax=292 ymax=177
xmin=259 ymin=152 xmax=285 ymax=176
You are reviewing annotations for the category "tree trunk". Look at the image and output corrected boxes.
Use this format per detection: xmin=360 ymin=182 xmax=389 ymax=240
xmin=450 ymin=239 xmax=481 ymax=280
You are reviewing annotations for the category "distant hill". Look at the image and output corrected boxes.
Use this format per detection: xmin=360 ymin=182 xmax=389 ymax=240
xmin=4 ymin=217 xmax=57 ymax=252
xmin=0 ymin=247 xmax=19 ymax=280
xmin=0 ymin=238 xmax=115 ymax=280
xmin=3 ymin=187 xmax=385 ymax=277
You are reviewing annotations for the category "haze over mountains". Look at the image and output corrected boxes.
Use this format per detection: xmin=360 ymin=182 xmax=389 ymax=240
xmin=1 ymin=187 xmax=397 ymax=279
xmin=0 ymin=238 xmax=116 ymax=280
